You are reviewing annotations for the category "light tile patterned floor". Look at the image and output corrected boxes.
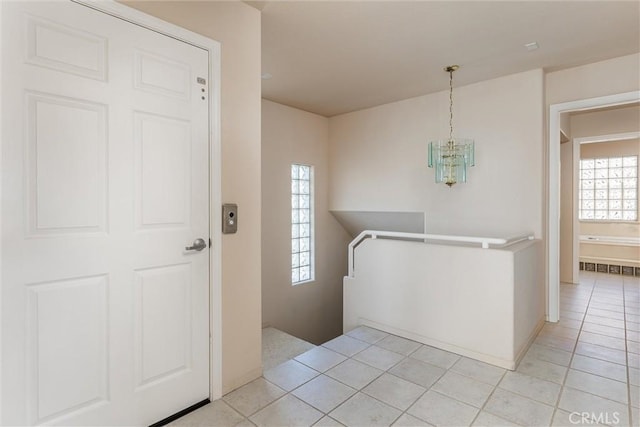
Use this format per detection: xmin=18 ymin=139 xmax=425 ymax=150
xmin=262 ymin=327 xmax=315 ymax=371
xmin=171 ymin=272 xmax=639 ymax=426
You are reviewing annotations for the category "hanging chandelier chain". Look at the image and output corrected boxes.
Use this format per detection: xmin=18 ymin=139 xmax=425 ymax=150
xmin=449 ymin=68 xmax=454 ymax=142
xmin=449 ymin=70 xmax=453 ymax=141
xmin=444 ymin=65 xmax=459 ymax=142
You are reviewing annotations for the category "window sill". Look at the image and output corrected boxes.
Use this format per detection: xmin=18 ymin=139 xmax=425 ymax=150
xmin=292 ymin=279 xmax=315 ymax=286
xmin=579 ymin=220 xmax=639 ymax=224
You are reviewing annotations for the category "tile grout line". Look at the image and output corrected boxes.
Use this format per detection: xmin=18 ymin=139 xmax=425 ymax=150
xmin=551 ymin=276 xmax=595 ymax=424
xmin=310 ymin=338 xmax=426 ymax=425
xmin=380 ymin=344 xmax=433 ymax=427
xmin=360 ymin=344 xmax=436 ymax=426
xmin=537 ymin=327 xmax=632 ymax=385
xmin=468 ymin=369 xmax=523 ymax=426
xmin=623 ymin=277 xmax=633 ymax=427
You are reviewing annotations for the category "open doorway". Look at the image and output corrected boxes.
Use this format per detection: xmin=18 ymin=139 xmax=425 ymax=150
xmin=559 ymin=104 xmax=639 ymax=288
xmin=548 ymin=91 xmax=640 ymax=323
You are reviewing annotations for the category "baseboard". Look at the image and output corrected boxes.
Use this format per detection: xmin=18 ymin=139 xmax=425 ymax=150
xmin=514 ymin=317 xmax=546 ymax=369
xmin=358 ymin=318 xmax=519 ymax=370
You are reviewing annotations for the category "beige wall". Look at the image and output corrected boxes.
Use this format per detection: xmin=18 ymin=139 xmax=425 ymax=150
xmin=558 ymin=110 xmax=640 ymax=282
xmin=572 ymin=106 xmax=640 ymax=138
xmin=547 ymin=53 xmax=640 ymax=285
xmin=581 ymin=138 xmax=640 ymax=159
xmin=559 ymin=134 xmax=640 ymax=284
xmin=262 ymin=100 xmax=351 ymax=345
xmin=546 ymin=54 xmax=640 ymax=106
xmin=560 ymin=113 xmax=571 ymax=139
xmin=329 ymin=69 xmax=544 ymax=238
xmin=559 ymin=140 xmax=574 ymax=283
xmin=123 ymin=1 xmax=262 ymax=394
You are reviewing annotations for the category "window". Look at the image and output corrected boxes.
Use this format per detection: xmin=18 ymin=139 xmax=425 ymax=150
xmin=579 ymin=155 xmax=638 ymax=221
xmin=291 ymin=164 xmax=314 ymax=284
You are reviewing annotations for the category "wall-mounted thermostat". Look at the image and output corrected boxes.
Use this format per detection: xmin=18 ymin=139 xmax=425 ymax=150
xmin=222 ymin=204 xmax=238 ymax=234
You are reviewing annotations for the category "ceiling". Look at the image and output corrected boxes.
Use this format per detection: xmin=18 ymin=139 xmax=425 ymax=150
xmin=253 ymin=1 xmax=640 ymax=117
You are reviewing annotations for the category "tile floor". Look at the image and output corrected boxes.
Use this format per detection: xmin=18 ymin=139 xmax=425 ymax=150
xmin=171 ymin=272 xmax=639 ymax=426
xmin=262 ymin=327 xmax=316 ymax=371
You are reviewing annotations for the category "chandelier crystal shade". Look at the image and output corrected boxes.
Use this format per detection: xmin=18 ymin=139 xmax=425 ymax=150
xmin=428 ymin=65 xmax=475 ymax=187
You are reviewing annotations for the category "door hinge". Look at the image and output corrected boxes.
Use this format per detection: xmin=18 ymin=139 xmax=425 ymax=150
xmin=209 ymin=238 xmax=212 ymax=248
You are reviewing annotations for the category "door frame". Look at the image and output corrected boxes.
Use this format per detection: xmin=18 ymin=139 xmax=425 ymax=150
xmin=0 ymin=0 xmax=223 ymax=407
xmin=547 ymin=90 xmax=640 ymax=322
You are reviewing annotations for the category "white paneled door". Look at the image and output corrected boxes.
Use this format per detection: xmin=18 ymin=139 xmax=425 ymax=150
xmin=1 ymin=2 xmax=211 ymax=425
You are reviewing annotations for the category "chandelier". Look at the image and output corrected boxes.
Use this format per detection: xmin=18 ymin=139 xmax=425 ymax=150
xmin=428 ymin=65 xmax=475 ymax=187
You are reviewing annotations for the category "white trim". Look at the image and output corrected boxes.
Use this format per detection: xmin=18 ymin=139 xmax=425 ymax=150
xmin=72 ymin=0 xmax=217 ymax=51
xmin=580 ymin=235 xmax=640 ymax=246
xmin=548 ymin=91 xmax=640 ymax=323
xmin=0 ymin=2 xmax=4 ymax=421
xmin=578 ymin=131 xmax=640 ymax=145
xmin=74 ymin=0 xmax=223 ymax=400
xmin=348 ymin=230 xmax=534 ymax=277
xmin=208 ymin=36 xmax=223 ymax=403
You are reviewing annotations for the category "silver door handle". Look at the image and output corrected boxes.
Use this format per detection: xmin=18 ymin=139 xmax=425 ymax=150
xmin=185 ymin=238 xmax=207 ymax=251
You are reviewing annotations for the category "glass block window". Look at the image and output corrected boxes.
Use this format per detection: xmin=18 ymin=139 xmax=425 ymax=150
xmin=291 ymin=164 xmax=314 ymax=284
xmin=579 ymin=155 xmax=638 ymax=221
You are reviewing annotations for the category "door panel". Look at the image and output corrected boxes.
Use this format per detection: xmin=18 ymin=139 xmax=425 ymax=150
xmin=27 ymin=92 xmax=108 ymax=235
xmin=135 ymin=112 xmax=191 ymax=228
xmin=27 ymin=275 xmax=109 ymax=424
xmin=25 ymin=14 xmax=108 ymax=81
xmin=134 ymin=263 xmax=192 ymax=388
xmin=134 ymin=51 xmax=191 ymax=100
xmin=2 ymin=1 xmax=211 ymax=425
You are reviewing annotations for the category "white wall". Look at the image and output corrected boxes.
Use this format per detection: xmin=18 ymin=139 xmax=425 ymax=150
xmin=329 ymin=69 xmax=544 ymax=238
xmin=262 ymin=100 xmax=351 ymax=345
xmin=344 ymin=239 xmax=543 ymax=369
xmin=123 ymin=1 xmax=262 ymax=394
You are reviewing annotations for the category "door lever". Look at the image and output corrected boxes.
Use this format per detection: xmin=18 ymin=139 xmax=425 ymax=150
xmin=185 ymin=238 xmax=207 ymax=252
